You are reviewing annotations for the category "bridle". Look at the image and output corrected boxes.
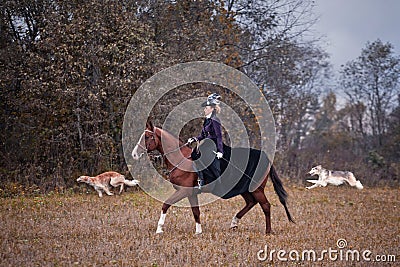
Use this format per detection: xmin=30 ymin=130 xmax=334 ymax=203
xmin=136 ymin=129 xmax=155 ymax=154
xmin=135 ymin=127 xmax=191 ymax=177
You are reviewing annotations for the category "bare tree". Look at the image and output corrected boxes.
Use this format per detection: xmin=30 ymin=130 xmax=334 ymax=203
xmin=341 ymin=39 xmax=400 ymax=146
xmin=222 ymin=0 xmax=319 ymax=68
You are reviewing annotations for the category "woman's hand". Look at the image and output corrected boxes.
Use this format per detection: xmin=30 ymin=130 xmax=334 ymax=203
xmin=187 ymin=137 xmax=198 ymax=144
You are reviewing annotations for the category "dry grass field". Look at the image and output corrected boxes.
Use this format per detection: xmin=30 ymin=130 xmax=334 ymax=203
xmin=0 ymin=184 xmax=398 ymax=266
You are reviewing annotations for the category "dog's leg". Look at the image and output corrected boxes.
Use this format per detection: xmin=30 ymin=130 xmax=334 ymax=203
xmin=110 ymin=176 xmax=129 ymax=194
xmin=345 ymin=172 xmax=364 ymax=189
xmin=345 ymin=173 xmax=355 ymax=185
xmin=355 ymin=181 xmax=364 ymax=189
xmin=306 ymin=184 xmax=319 ymax=189
xmin=308 ymin=174 xmax=327 ymax=189
xmin=306 ymin=179 xmax=327 ymax=189
xmin=99 ymin=184 xmax=113 ymax=196
xmin=306 ymin=172 xmax=323 ymax=189
xmin=94 ymin=187 xmax=103 ymax=197
xmin=104 ymin=187 xmax=114 ymax=196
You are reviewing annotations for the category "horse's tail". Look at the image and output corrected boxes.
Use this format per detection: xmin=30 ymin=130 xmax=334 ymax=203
xmin=270 ymin=165 xmax=295 ymax=223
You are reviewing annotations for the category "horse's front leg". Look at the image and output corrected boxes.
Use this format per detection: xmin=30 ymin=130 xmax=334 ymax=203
xmin=156 ymin=188 xmax=192 ymax=234
xmin=188 ymin=194 xmax=202 ymax=234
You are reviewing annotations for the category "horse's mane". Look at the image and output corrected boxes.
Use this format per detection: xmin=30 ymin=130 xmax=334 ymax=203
xmin=154 ymin=126 xmax=185 ymax=145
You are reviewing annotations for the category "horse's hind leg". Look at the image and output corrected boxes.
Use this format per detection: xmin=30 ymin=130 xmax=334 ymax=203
xmin=251 ymin=189 xmax=271 ymax=234
xmin=231 ymin=192 xmax=257 ymax=229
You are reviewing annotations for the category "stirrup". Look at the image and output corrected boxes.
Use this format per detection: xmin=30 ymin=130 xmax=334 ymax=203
xmin=197 ymin=178 xmax=204 ymax=188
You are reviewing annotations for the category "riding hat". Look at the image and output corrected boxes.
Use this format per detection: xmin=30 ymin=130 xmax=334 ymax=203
xmin=201 ymin=93 xmax=221 ymax=107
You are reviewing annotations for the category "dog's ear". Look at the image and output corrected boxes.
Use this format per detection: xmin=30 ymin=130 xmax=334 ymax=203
xmin=317 ymin=165 xmax=322 ymax=169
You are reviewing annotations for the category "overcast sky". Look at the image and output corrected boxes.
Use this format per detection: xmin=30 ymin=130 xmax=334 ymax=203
xmin=311 ymin=0 xmax=400 ymax=70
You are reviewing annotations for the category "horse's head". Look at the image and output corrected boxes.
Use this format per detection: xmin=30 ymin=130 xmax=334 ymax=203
xmin=132 ymin=121 xmax=160 ymax=160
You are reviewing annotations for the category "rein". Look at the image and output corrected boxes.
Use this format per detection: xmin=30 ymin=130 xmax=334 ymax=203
xmin=136 ymin=129 xmax=154 ymax=153
xmin=165 ymin=154 xmax=192 ymax=177
xmin=161 ymin=141 xmax=192 ymax=177
xmin=162 ymin=141 xmax=192 ymax=177
xmin=136 ymin=128 xmax=192 ymax=177
xmin=163 ymin=142 xmax=190 ymax=156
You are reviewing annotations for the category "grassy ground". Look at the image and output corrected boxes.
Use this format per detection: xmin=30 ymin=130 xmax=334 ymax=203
xmin=0 ymin=184 xmax=398 ymax=266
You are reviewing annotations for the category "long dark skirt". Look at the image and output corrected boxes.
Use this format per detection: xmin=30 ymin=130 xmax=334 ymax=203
xmin=191 ymin=141 xmax=269 ymax=199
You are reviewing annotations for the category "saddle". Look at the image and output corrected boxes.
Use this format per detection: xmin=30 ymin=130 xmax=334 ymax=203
xmin=190 ymin=139 xmax=222 ymax=185
xmin=190 ymin=140 xmax=270 ymax=199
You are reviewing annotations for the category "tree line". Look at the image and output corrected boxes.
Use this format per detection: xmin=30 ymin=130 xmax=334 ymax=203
xmin=1 ymin=0 xmax=399 ymax=195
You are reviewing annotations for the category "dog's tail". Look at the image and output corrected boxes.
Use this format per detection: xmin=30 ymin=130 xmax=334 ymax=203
xmin=124 ymin=179 xmax=139 ymax=186
xmin=355 ymin=180 xmax=364 ymax=190
xmin=270 ymin=165 xmax=295 ymax=223
xmin=347 ymin=172 xmax=364 ymax=190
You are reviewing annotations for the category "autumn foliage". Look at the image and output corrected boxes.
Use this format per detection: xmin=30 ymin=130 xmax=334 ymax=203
xmin=1 ymin=1 xmax=399 ymax=194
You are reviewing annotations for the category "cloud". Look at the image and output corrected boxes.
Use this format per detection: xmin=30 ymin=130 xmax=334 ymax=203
xmin=313 ymin=0 xmax=400 ymax=69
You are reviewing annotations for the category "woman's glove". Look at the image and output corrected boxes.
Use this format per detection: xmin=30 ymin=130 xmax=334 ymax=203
xmin=187 ymin=137 xmax=198 ymax=144
xmin=216 ymin=152 xmax=223 ymax=159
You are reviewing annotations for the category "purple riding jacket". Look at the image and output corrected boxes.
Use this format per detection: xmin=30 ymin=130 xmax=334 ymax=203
xmin=196 ymin=116 xmax=224 ymax=154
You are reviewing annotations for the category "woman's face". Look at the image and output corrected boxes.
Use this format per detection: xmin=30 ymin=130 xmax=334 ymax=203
xmin=203 ymin=106 xmax=214 ymax=117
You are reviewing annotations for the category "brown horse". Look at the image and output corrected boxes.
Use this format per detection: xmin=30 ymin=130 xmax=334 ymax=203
xmin=132 ymin=121 xmax=294 ymax=234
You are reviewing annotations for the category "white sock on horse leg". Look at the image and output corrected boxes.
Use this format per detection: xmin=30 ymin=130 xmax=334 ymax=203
xmin=156 ymin=213 xmax=166 ymax=234
xmin=158 ymin=213 xmax=166 ymax=225
xmin=230 ymin=216 xmax=240 ymax=228
xmin=195 ymin=223 xmax=202 ymax=234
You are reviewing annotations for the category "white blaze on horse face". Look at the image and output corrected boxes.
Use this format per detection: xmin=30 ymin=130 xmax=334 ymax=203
xmin=132 ymin=132 xmax=146 ymax=160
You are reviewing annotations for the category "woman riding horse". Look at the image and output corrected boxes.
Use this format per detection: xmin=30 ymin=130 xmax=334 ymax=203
xmin=131 ymin=94 xmax=294 ymax=235
xmin=188 ymin=93 xmax=224 ymax=191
